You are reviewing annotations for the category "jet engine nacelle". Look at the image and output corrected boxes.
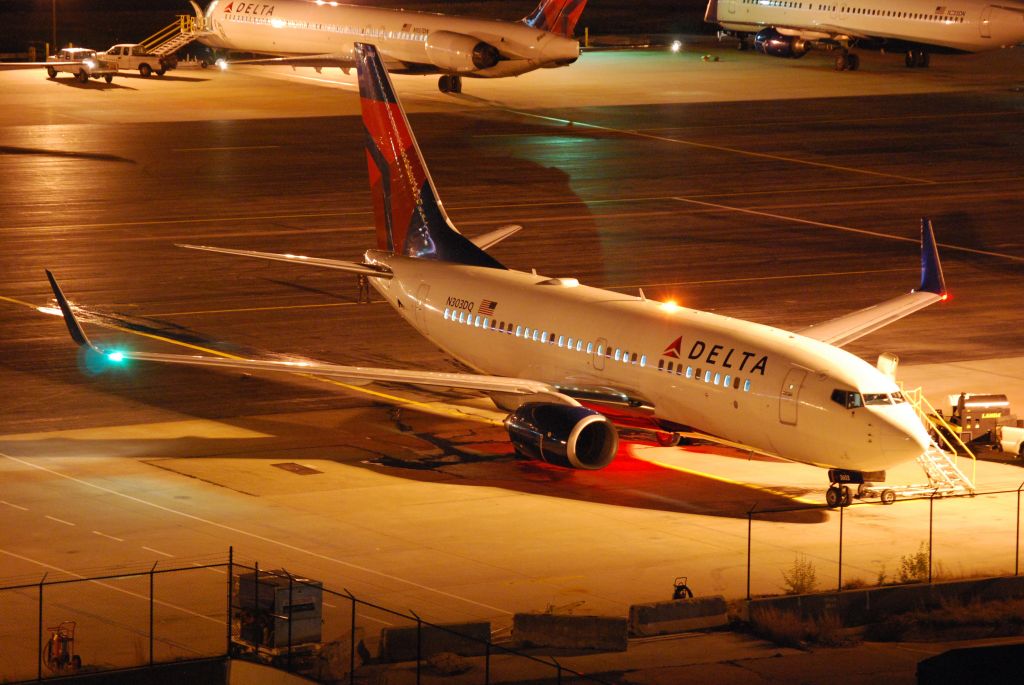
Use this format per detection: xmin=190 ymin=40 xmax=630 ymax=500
xmin=505 ymin=403 xmax=618 ymax=470
xmin=753 ymin=28 xmax=811 ymax=58
xmin=424 ymin=31 xmax=500 ymax=72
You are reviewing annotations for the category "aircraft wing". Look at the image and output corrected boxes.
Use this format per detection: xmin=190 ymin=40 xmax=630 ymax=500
xmin=45 ymin=270 xmax=580 ymax=405
xmin=176 ymin=244 xmax=393 ymax=277
xmin=799 ymin=218 xmax=947 ymax=347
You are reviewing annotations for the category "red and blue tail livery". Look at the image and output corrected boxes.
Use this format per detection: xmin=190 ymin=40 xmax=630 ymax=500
xmin=522 ymin=0 xmax=588 ymax=38
xmin=354 ymin=43 xmax=503 ymax=269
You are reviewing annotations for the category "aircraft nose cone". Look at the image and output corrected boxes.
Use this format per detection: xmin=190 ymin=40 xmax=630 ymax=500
xmin=877 ymin=406 xmax=931 ymax=461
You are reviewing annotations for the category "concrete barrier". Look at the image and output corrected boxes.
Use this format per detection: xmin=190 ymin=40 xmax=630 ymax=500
xmin=629 ymin=595 xmax=728 ymax=636
xmin=512 ymin=613 xmax=628 ymax=651
xmin=747 ymin=575 xmax=1024 ymax=626
xmin=378 ymin=621 xmax=490 ymax=662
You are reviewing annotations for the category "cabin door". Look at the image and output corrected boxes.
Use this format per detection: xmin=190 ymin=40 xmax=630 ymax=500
xmin=414 ymin=283 xmax=430 ymax=331
xmin=779 ymin=367 xmax=807 ymax=425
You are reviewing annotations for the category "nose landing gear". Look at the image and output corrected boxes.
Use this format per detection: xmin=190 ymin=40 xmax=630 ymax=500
xmin=825 ymin=484 xmax=852 ymax=508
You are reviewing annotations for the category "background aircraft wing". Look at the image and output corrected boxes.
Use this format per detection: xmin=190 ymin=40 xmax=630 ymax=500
xmin=45 ymin=270 xmax=578 ymax=406
xmin=799 ymin=218 xmax=947 ymax=347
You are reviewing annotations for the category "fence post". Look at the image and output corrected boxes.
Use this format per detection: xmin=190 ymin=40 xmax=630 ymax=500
xmin=226 ymin=546 xmax=233 ymax=655
xmin=837 ymin=500 xmax=844 ymax=592
xmin=1017 ymin=483 xmax=1023 ymax=576
xmin=928 ymin=490 xmax=937 ymax=584
xmin=37 ymin=572 xmax=47 ymax=682
xmin=746 ymin=504 xmax=756 ymax=601
xmin=150 ymin=561 xmax=157 ymax=667
xmin=484 ymin=641 xmax=491 ymax=685
xmin=414 ymin=612 xmax=422 ymax=685
xmin=287 ymin=571 xmax=294 ymax=672
xmin=346 ymin=589 xmax=356 ymax=685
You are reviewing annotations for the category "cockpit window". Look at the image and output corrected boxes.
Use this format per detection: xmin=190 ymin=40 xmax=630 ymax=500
xmin=831 ymin=389 xmax=862 ymax=409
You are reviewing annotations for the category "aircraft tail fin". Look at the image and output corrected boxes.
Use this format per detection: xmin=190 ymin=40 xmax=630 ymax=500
xmin=522 ymin=0 xmax=588 ymax=37
xmin=354 ymin=43 xmax=504 ymax=269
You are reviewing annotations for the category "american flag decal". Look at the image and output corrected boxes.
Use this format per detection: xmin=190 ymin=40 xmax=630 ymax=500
xmin=479 ymin=299 xmax=497 ymax=316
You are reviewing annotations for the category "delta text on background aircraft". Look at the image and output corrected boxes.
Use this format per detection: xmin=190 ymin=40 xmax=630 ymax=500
xmin=48 ymin=43 xmax=953 ymax=507
xmin=193 ymin=0 xmax=586 ymax=92
xmin=704 ymin=0 xmax=1024 ymax=70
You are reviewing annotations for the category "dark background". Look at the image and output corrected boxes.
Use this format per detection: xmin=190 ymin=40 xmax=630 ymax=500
xmin=0 ymin=1 xmax=709 ymax=53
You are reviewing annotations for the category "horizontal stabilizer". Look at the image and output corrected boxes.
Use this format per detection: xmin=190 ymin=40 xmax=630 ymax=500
xmin=175 ymin=244 xmax=393 ymax=278
xmin=470 ymin=225 xmax=523 ymax=250
xmin=799 ymin=218 xmax=948 ymax=347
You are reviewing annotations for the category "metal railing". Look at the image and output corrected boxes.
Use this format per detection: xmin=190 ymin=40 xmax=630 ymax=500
xmin=902 ymin=384 xmax=977 ymax=485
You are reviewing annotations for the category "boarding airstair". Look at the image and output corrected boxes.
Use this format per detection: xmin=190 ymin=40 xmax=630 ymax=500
xmin=138 ymin=14 xmax=204 ymax=57
xmin=904 ymin=386 xmax=976 ymax=496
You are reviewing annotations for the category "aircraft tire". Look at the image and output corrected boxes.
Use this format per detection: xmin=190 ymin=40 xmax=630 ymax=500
xmin=46 ymin=67 xmax=57 ymax=79
xmin=451 ymin=75 xmax=462 ymax=93
xmin=438 ymin=75 xmax=450 ymax=93
xmin=847 ymin=54 xmax=860 ymax=71
xmin=826 ymin=485 xmax=841 ymax=508
xmin=139 ymin=63 xmax=152 ymax=78
xmin=840 ymin=485 xmax=852 ymax=507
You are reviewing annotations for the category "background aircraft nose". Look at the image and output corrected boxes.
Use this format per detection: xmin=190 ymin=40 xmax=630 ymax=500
xmin=541 ymin=36 xmax=581 ymax=66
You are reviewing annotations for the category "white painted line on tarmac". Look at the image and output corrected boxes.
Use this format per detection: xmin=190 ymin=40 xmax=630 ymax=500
xmin=0 ymin=547 xmax=221 ymax=624
xmin=672 ymin=197 xmax=1024 ymax=263
xmin=1 ymin=499 xmax=28 ymax=511
xmin=192 ymin=562 xmax=226 ymax=575
xmin=142 ymin=546 xmax=175 ymax=558
xmin=45 ymin=515 xmax=75 ymax=526
xmin=2 ymin=453 xmax=511 ymax=616
xmin=92 ymin=530 xmax=124 ymax=542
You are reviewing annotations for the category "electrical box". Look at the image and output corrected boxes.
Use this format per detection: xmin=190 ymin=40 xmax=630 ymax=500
xmin=237 ymin=570 xmax=322 ymax=648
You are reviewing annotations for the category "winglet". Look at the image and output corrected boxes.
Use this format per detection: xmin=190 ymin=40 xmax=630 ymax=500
xmin=917 ymin=218 xmax=946 ymax=296
xmin=45 ymin=270 xmax=95 ymax=350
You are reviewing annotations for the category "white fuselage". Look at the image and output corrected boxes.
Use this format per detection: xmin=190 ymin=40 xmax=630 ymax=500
xmin=715 ymin=0 xmax=1024 ymax=52
xmin=367 ymin=252 xmax=931 ymax=473
xmin=199 ymin=0 xmax=580 ymax=77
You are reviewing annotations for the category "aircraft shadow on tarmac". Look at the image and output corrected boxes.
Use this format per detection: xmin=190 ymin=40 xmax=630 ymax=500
xmin=0 ymin=146 xmax=135 ymax=163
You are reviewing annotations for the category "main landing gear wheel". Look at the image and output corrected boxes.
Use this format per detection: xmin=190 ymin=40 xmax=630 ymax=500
xmin=826 ymin=485 xmax=852 ymax=508
xmin=834 ymin=52 xmax=859 ymax=71
xmin=905 ymin=50 xmax=930 ymax=68
xmin=438 ymin=74 xmax=462 ymax=93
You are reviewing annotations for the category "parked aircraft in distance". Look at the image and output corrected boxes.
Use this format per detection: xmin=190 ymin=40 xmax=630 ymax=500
xmin=48 ymin=43 xmax=954 ymax=507
xmin=193 ymin=0 xmax=587 ymax=92
xmin=704 ymin=0 xmax=1024 ymax=70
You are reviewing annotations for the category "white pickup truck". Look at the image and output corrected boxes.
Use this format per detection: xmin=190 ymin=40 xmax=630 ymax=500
xmin=998 ymin=425 xmax=1024 ymax=459
xmin=45 ymin=47 xmax=118 ymax=83
xmin=100 ymin=44 xmax=177 ymax=77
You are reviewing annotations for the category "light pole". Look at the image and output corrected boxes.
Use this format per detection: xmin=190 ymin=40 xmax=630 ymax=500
xmin=51 ymin=0 xmax=57 ymax=52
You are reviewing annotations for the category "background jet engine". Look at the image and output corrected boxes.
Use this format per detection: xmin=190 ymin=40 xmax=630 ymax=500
xmin=753 ymin=28 xmax=811 ymax=58
xmin=505 ymin=403 xmax=618 ymax=470
xmin=424 ymin=31 xmax=500 ymax=72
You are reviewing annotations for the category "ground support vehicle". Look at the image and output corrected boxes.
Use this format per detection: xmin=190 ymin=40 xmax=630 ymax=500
xmin=45 ymin=48 xmax=117 ymax=83
xmin=100 ymin=44 xmax=178 ymax=77
xmin=933 ymin=393 xmax=1024 ymax=458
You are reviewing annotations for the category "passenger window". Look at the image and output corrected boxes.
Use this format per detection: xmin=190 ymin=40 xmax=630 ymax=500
xmin=704 ymin=370 xmax=712 ymax=383
xmin=733 ymin=377 xmax=740 ymax=389
xmin=516 ymin=325 xmax=522 ymax=337
xmin=596 ymin=344 xmax=604 ymax=356
xmin=444 ymin=308 xmax=450 ymax=320
xmin=566 ymin=337 xmax=573 ymax=349
xmin=667 ymin=361 xmax=674 ymax=373
xmin=676 ymin=365 xmax=682 ymax=376
xmin=532 ymin=330 xmax=540 ymax=342
xmin=659 ymin=359 xmax=665 ymax=371
xmin=558 ymin=335 xmax=564 ymax=348
xmin=458 ymin=311 xmax=465 ymax=323
xmin=588 ymin=342 xmax=595 ymax=354
xmin=631 ymin=353 xmax=638 ymax=364
xmin=714 ymin=373 xmax=721 ymax=386
xmin=614 ymin=349 xmax=622 ymax=361
xmin=483 ymin=317 xmax=489 ymax=328
xmin=743 ymin=380 xmax=752 ymax=392
xmin=549 ymin=333 xmax=556 ymax=344
xmin=576 ymin=340 xmax=583 ymax=352
xmin=640 ymin=354 xmax=646 ymax=367
xmin=724 ymin=374 xmax=731 ymax=388
xmin=475 ymin=315 xmax=481 ymax=327
xmin=686 ymin=366 xmax=693 ymax=379
xmin=695 ymin=368 xmax=701 ymax=380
